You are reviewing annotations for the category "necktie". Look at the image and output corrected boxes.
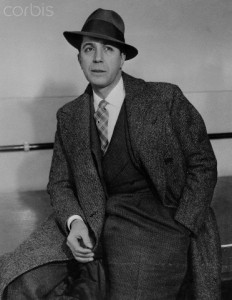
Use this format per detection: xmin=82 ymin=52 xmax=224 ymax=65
xmin=94 ymin=100 xmax=109 ymax=153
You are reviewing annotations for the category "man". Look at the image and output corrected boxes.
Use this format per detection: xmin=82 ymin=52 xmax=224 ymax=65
xmin=0 ymin=8 xmax=221 ymax=300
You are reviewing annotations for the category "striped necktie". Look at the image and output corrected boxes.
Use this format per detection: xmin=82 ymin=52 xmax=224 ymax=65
xmin=94 ymin=99 xmax=109 ymax=153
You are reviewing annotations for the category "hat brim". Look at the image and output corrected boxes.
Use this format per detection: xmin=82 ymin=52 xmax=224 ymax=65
xmin=63 ymin=31 xmax=138 ymax=60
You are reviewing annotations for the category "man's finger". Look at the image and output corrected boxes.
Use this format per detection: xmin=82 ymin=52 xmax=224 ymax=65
xmin=73 ymin=252 xmax=94 ymax=258
xmin=81 ymin=235 xmax=93 ymax=249
xmin=74 ymin=256 xmax=94 ymax=263
xmin=67 ymin=238 xmax=93 ymax=254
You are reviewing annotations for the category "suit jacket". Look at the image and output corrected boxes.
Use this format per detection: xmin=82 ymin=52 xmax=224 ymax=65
xmin=0 ymin=73 xmax=221 ymax=299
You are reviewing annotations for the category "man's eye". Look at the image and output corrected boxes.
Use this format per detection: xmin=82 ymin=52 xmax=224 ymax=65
xmin=104 ymin=46 xmax=114 ymax=52
xmin=84 ymin=47 xmax=93 ymax=53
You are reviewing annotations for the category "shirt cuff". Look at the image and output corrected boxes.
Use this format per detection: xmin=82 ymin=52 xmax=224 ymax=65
xmin=67 ymin=215 xmax=84 ymax=230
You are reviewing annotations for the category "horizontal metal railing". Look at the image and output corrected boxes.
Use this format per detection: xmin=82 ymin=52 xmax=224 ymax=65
xmin=0 ymin=143 xmax=53 ymax=152
xmin=0 ymin=132 xmax=231 ymax=152
xmin=208 ymin=132 xmax=232 ymax=140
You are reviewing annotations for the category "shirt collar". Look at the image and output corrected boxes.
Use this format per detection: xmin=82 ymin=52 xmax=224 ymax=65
xmin=93 ymin=77 xmax=125 ymax=110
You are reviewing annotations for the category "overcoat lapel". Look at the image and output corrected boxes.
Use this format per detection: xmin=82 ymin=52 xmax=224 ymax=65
xmin=60 ymin=90 xmax=106 ymax=244
xmin=89 ymin=98 xmax=103 ymax=178
xmin=123 ymin=73 xmax=166 ymax=202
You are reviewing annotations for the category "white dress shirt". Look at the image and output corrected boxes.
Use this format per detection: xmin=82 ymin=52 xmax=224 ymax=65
xmin=67 ymin=77 xmax=125 ymax=229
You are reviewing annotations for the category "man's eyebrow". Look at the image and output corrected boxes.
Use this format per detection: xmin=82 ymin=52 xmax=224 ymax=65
xmin=81 ymin=42 xmax=95 ymax=48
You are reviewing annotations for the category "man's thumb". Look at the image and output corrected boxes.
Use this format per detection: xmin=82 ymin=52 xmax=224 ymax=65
xmin=82 ymin=234 xmax=93 ymax=249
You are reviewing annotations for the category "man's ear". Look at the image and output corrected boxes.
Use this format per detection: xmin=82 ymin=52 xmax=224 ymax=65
xmin=120 ymin=52 xmax=126 ymax=68
xmin=77 ymin=53 xmax=81 ymax=64
xmin=77 ymin=53 xmax=83 ymax=69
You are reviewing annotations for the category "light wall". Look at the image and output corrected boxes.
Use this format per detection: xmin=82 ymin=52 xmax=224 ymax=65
xmin=0 ymin=0 xmax=232 ymax=191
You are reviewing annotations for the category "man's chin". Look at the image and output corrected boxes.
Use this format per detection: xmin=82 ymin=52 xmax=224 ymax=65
xmin=90 ymin=79 xmax=108 ymax=89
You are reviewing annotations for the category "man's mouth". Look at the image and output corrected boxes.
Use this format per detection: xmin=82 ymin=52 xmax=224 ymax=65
xmin=91 ymin=70 xmax=106 ymax=73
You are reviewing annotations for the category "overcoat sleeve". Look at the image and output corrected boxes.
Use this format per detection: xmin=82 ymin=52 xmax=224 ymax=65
xmin=170 ymin=86 xmax=217 ymax=235
xmin=47 ymin=110 xmax=86 ymax=235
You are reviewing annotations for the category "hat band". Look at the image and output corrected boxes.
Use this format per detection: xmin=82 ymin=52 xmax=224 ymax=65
xmin=82 ymin=19 xmax=125 ymax=43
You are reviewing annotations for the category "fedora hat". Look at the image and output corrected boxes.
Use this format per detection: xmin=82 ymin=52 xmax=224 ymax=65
xmin=63 ymin=8 xmax=138 ymax=60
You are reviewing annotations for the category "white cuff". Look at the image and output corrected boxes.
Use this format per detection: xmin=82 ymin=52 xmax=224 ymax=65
xmin=67 ymin=215 xmax=83 ymax=230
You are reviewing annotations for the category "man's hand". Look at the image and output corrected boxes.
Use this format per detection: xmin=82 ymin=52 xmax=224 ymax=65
xmin=67 ymin=219 xmax=94 ymax=262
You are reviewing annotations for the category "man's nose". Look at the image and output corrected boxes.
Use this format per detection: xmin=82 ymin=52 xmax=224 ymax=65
xmin=93 ymin=47 xmax=103 ymax=62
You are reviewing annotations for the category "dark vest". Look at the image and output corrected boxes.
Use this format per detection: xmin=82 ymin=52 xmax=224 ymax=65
xmin=90 ymin=100 xmax=151 ymax=196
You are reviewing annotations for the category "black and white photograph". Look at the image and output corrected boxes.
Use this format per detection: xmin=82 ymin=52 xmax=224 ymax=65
xmin=0 ymin=0 xmax=232 ymax=299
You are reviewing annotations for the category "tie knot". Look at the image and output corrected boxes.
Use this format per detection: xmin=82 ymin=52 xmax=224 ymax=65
xmin=99 ymin=99 xmax=108 ymax=110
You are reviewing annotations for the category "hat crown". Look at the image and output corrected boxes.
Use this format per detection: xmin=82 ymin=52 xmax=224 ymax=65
xmin=83 ymin=8 xmax=125 ymax=35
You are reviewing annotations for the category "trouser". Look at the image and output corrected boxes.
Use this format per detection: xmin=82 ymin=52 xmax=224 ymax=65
xmin=103 ymin=193 xmax=192 ymax=300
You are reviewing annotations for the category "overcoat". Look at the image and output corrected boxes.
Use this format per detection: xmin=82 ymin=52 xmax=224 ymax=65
xmin=0 ymin=73 xmax=221 ymax=299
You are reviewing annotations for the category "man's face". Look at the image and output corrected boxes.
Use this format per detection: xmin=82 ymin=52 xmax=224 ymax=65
xmin=78 ymin=36 xmax=126 ymax=96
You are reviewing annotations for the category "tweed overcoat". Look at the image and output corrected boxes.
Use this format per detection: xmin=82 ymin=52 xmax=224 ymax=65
xmin=0 ymin=73 xmax=221 ymax=299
